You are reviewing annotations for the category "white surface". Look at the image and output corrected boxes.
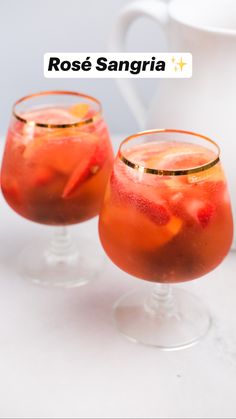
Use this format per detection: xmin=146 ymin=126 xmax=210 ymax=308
xmin=0 ymin=136 xmax=236 ymax=419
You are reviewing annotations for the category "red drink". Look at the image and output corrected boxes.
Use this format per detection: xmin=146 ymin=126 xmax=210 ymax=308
xmin=2 ymin=100 xmax=113 ymax=225
xmin=99 ymin=139 xmax=233 ymax=283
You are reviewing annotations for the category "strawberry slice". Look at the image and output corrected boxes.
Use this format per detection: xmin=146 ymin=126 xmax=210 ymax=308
xmin=62 ymin=141 xmax=107 ymax=198
xmin=185 ymin=199 xmax=216 ymax=228
xmin=197 ymin=202 xmax=215 ymax=228
xmin=110 ymin=172 xmax=170 ymax=226
xmin=62 ymin=148 xmax=96 ymax=198
xmin=168 ymin=192 xmax=187 ymax=218
xmin=169 ymin=193 xmax=216 ymax=228
xmin=128 ymin=193 xmax=170 ymax=226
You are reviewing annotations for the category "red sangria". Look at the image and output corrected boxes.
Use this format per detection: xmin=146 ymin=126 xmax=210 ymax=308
xmin=99 ymin=129 xmax=233 ymax=348
xmin=1 ymin=91 xmax=113 ymax=287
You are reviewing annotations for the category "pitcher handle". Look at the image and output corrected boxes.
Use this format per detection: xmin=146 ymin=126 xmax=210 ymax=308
xmin=109 ymin=0 xmax=169 ymax=128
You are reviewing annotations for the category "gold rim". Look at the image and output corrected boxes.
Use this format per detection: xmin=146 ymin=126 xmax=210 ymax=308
xmin=119 ymin=129 xmax=220 ymax=176
xmin=13 ymin=90 xmax=102 ymax=128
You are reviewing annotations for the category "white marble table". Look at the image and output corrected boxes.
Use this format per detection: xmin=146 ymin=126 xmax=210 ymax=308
xmin=0 ymin=136 xmax=235 ymax=418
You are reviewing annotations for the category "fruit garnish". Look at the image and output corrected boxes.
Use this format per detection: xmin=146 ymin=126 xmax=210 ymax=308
xmin=166 ymin=215 xmax=183 ymax=236
xmin=127 ymin=143 xmax=216 ymax=172
xmin=163 ymin=176 xmax=187 ymax=190
xmin=143 ymin=145 xmax=207 ymax=169
xmin=197 ymin=202 xmax=215 ymax=228
xmin=62 ymin=141 xmax=107 ymax=198
xmin=133 ymin=195 xmax=171 ymax=225
xmin=168 ymin=192 xmax=185 ymax=217
xmin=22 ymin=107 xmax=81 ymax=158
xmin=23 ymin=128 xmax=82 ymax=159
xmin=168 ymin=191 xmax=216 ymax=228
xmin=111 ymin=172 xmax=170 ymax=226
xmin=69 ymin=103 xmax=89 ymax=119
xmin=187 ymin=163 xmax=224 ymax=184
xmin=62 ymin=149 xmax=96 ymax=198
xmin=101 ymin=205 xmax=182 ymax=252
xmin=185 ymin=198 xmax=215 ymax=227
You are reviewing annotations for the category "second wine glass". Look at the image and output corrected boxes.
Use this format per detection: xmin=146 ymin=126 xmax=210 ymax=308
xmin=99 ymin=129 xmax=233 ymax=349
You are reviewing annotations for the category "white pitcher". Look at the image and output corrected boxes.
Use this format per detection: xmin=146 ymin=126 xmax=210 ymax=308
xmin=110 ymin=0 xmax=236 ymax=244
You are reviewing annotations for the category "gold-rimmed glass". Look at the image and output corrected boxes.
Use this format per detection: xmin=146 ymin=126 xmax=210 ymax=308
xmin=13 ymin=90 xmax=102 ymax=128
xmin=1 ymin=90 xmax=114 ymax=287
xmin=99 ymin=129 xmax=233 ymax=349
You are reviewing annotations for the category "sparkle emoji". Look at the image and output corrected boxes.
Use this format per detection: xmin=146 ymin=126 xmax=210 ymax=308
xmin=172 ymin=56 xmax=187 ymax=72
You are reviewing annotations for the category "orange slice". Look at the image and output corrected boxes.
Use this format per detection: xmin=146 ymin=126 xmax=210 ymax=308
xmin=101 ymin=200 xmax=183 ymax=252
xmin=166 ymin=215 xmax=183 ymax=236
xmin=69 ymin=103 xmax=89 ymax=119
xmin=22 ymin=108 xmax=77 ymax=158
xmin=187 ymin=163 xmax=224 ymax=184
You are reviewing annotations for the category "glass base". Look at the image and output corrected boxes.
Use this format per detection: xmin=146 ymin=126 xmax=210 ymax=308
xmin=113 ymin=286 xmax=211 ymax=350
xmin=18 ymin=229 xmax=104 ymax=288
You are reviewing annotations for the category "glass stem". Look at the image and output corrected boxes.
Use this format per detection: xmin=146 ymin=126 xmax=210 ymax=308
xmin=144 ymin=283 xmax=179 ymax=319
xmin=45 ymin=226 xmax=78 ymax=265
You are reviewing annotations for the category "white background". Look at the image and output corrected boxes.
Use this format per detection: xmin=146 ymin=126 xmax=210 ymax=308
xmin=0 ymin=0 xmax=168 ymax=136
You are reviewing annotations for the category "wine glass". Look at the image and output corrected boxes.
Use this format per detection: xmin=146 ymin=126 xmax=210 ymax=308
xmin=1 ymin=91 xmax=113 ymax=287
xmin=99 ymin=129 xmax=233 ymax=349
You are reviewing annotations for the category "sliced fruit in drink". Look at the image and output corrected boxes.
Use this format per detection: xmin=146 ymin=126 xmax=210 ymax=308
xmin=167 ymin=215 xmax=183 ymax=236
xmin=62 ymin=140 xmax=107 ymax=198
xmin=110 ymin=171 xmax=171 ymax=226
xmin=145 ymin=145 xmax=210 ymax=169
xmin=183 ymin=198 xmax=215 ymax=228
xmin=187 ymin=163 xmax=224 ymax=184
xmin=132 ymin=195 xmax=171 ymax=226
xmin=101 ymin=204 xmax=182 ymax=252
xmin=168 ymin=191 xmax=185 ymax=217
xmin=168 ymin=189 xmax=216 ymax=228
xmin=22 ymin=107 xmax=81 ymax=157
xmin=62 ymin=149 xmax=96 ymax=198
xmin=69 ymin=103 xmax=89 ymax=119
xmin=24 ymin=129 xmax=98 ymax=176
xmin=197 ymin=202 xmax=215 ymax=228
